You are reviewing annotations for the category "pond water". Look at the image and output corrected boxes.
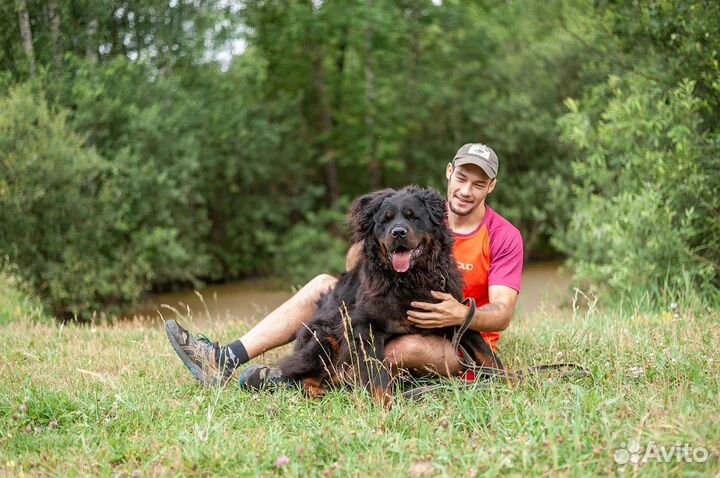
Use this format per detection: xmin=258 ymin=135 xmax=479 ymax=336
xmin=128 ymin=261 xmax=572 ymax=325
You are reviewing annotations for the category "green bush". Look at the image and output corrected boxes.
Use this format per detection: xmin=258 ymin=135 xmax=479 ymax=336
xmin=0 ymin=84 xmax=108 ymax=316
xmin=554 ymin=76 xmax=720 ymax=305
xmin=273 ymin=209 xmax=348 ymax=286
xmin=0 ymin=84 xmax=207 ymax=317
xmin=51 ymin=58 xmax=213 ymax=286
xmin=0 ymin=266 xmax=46 ymax=325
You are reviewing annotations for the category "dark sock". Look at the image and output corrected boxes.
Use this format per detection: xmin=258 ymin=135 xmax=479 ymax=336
xmin=218 ymin=340 xmax=249 ymax=371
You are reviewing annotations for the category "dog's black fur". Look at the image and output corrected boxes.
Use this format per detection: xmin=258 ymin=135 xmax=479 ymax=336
xmin=279 ymin=186 xmax=502 ymax=404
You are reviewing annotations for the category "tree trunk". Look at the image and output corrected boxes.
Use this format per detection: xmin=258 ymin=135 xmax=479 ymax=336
xmin=523 ymin=222 xmax=541 ymax=262
xmin=86 ymin=17 xmax=99 ymax=63
xmin=313 ymin=46 xmax=338 ymax=209
xmin=308 ymin=0 xmax=342 ymax=210
xmin=47 ymin=0 xmax=62 ymax=66
xmin=111 ymin=7 xmax=125 ymax=57
xmin=403 ymin=5 xmax=422 ymax=178
xmin=16 ymin=0 xmax=35 ymax=75
xmin=365 ymin=1 xmax=382 ymax=189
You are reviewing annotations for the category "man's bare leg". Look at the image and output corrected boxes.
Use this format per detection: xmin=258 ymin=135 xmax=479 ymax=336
xmin=238 ymin=274 xmax=337 ymax=359
xmin=165 ymin=273 xmax=337 ymax=385
xmin=384 ymin=335 xmax=462 ymax=377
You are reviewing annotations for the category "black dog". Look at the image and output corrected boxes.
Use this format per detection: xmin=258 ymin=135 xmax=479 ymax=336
xmin=279 ymin=186 xmax=501 ymax=405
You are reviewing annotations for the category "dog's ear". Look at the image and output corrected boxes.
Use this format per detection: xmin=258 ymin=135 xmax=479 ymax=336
xmin=348 ymin=188 xmax=395 ymax=242
xmin=416 ymin=187 xmax=448 ymax=226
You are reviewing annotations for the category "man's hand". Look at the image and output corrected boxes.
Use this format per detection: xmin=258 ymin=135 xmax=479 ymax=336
xmin=408 ymin=285 xmax=518 ymax=332
xmin=407 ymin=291 xmax=468 ymax=328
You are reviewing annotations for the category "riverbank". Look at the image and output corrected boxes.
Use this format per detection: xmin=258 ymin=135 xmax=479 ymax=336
xmin=1 ymin=278 xmax=718 ymax=476
xmin=127 ymin=262 xmax=573 ymax=326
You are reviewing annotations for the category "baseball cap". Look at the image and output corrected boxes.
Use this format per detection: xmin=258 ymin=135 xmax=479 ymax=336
xmin=452 ymin=143 xmax=499 ymax=178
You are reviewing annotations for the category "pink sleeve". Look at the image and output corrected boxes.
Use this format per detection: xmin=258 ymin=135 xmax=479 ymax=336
xmin=488 ymin=224 xmax=524 ymax=292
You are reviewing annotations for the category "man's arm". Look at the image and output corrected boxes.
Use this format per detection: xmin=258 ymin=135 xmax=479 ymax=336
xmin=345 ymin=241 xmax=364 ymax=271
xmin=466 ymin=285 xmax=518 ymax=332
xmin=406 ymin=284 xmax=518 ymax=332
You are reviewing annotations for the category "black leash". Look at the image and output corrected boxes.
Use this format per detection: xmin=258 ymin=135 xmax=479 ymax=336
xmin=452 ymin=297 xmax=478 ymax=370
xmin=402 ymin=297 xmax=591 ymax=400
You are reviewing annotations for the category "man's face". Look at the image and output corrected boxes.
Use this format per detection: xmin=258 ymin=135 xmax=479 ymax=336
xmin=445 ymin=163 xmax=496 ymax=216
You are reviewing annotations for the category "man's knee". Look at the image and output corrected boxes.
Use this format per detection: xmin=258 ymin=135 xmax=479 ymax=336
xmin=300 ymin=274 xmax=337 ymax=302
xmin=384 ymin=335 xmax=427 ymax=365
xmin=308 ymin=273 xmax=337 ymax=291
xmin=385 ymin=335 xmax=460 ymax=376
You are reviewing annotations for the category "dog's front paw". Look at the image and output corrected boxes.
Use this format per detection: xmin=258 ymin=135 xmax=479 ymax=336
xmin=302 ymin=377 xmax=327 ymax=399
xmin=371 ymin=385 xmax=394 ymax=410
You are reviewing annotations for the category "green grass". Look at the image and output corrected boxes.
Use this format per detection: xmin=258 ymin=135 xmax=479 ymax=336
xmin=0 ymin=281 xmax=718 ymax=477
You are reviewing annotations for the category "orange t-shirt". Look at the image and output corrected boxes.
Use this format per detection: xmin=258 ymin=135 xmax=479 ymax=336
xmin=452 ymin=206 xmax=523 ymax=351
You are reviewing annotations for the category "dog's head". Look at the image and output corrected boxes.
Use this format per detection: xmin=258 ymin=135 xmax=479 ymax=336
xmin=349 ymin=186 xmax=450 ymax=273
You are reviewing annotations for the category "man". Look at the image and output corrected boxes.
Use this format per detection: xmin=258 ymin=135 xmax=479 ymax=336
xmin=166 ymin=143 xmax=523 ymax=387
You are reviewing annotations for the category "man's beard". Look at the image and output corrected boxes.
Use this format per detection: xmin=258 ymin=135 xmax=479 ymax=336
xmin=448 ymin=198 xmax=477 ymax=217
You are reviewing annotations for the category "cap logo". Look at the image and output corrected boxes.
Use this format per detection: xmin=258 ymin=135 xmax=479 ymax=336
xmin=467 ymin=144 xmax=491 ymax=159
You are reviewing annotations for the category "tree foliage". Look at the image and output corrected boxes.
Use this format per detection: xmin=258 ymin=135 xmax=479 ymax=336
xmin=0 ymin=0 xmax=718 ymax=316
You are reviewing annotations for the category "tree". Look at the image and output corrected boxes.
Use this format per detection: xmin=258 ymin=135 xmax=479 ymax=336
xmin=16 ymin=0 xmax=35 ymax=75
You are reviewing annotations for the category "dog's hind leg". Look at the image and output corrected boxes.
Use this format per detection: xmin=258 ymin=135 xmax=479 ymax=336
xmin=279 ymin=337 xmax=336 ymax=399
xmin=278 ymin=340 xmax=326 ymax=378
xmin=351 ymin=325 xmax=393 ymax=409
xmin=278 ymin=324 xmax=340 ymax=385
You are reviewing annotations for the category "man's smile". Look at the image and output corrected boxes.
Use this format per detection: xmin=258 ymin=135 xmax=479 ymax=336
xmin=453 ymin=194 xmax=475 ymax=206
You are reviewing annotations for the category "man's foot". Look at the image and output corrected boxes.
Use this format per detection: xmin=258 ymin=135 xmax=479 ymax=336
xmin=165 ymin=319 xmax=235 ymax=386
xmin=237 ymin=364 xmax=297 ymax=391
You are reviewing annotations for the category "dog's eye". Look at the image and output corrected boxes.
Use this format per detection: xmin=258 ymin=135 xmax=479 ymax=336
xmin=404 ymin=211 xmax=418 ymax=221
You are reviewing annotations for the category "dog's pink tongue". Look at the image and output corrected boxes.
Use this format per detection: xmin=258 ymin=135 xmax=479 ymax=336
xmin=391 ymin=251 xmax=411 ymax=273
